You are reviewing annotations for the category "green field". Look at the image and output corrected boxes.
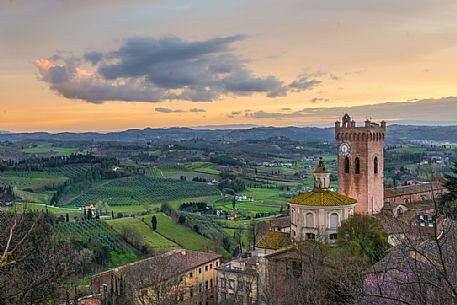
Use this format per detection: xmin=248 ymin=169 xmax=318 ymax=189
xmin=65 ymin=176 xmax=221 ymax=207
xmin=214 ymin=201 xmax=284 ymax=215
xmin=107 ymin=213 xmax=212 ymax=252
xmin=55 ymin=163 xmax=92 ymax=179
xmin=0 ymin=172 xmax=68 ymax=192
xmin=12 ymin=202 xmax=83 ymax=215
xmin=108 ymin=216 xmax=178 ymax=253
xmin=390 ymin=147 xmax=428 ymax=154
xmin=187 ymin=162 xmax=220 ymax=175
xmin=59 ymin=219 xmax=141 ymax=266
xmin=144 ymin=213 xmax=211 ymax=251
xmin=241 ymin=187 xmax=289 ymax=203
xmin=145 ymin=163 xmax=218 ymax=180
xmin=22 ymin=146 xmax=80 ymax=155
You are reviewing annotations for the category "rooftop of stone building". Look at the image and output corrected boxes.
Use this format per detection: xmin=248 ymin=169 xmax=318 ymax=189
xmin=256 ymin=231 xmax=290 ymax=250
xmin=266 ymin=216 xmax=290 ymax=228
xmin=93 ymin=249 xmax=221 ymax=290
xmin=289 ymin=189 xmax=357 ymax=207
xmin=384 ymin=182 xmax=445 ymax=198
xmin=217 ymin=256 xmax=262 ymax=273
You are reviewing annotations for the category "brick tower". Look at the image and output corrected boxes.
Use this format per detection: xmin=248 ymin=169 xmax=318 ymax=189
xmin=335 ymin=114 xmax=386 ymax=214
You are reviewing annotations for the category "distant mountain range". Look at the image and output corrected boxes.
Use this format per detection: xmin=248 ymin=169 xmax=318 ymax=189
xmin=0 ymin=125 xmax=456 ymax=144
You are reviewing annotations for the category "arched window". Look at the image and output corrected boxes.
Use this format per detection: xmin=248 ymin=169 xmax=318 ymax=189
xmin=306 ymin=213 xmax=315 ymax=228
xmin=355 ymin=157 xmax=360 ymax=174
xmin=374 ymin=157 xmax=379 ymax=174
xmin=329 ymin=213 xmax=339 ymax=228
xmin=344 ymin=157 xmax=350 ymax=174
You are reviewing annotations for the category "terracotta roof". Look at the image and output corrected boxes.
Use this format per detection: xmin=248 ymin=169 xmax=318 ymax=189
xmin=267 ymin=216 xmax=290 ymax=228
xmin=384 ymin=182 xmax=445 ymax=198
xmin=289 ymin=189 xmax=357 ymax=206
xmin=95 ymin=250 xmax=221 ymax=290
xmin=256 ymin=231 xmax=290 ymax=250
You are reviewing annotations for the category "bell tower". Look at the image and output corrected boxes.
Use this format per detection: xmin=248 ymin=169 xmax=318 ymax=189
xmin=335 ymin=114 xmax=386 ymax=214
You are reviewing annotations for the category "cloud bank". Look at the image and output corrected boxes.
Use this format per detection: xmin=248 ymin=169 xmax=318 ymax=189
xmin=227 ymin=97 xmax=457 ymax=124
xmin=35 ymin=35 xmax=321 ymax=103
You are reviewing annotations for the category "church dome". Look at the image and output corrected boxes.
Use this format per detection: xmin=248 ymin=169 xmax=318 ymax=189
xmin=288 ymin=189 xmax=357 ymax=206
xmin=289 ymin=157 xmax=357 ymax=206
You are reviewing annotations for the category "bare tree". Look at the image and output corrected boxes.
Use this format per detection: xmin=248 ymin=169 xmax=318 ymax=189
xmin=0 ymin=210 xmax=78 ymax=305
xmin=361 ymin=189 xmax=457 ymax=305
xmin=260 ymin=241 xmax=366 ymax=305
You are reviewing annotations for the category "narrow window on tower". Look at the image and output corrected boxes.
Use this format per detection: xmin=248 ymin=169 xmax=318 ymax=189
xmin=374 ymin=157 xmax=379 ymax=174
xmin=355 ymin=157 xmax=360 ymax=174
xmin=344 ymin=157 xmax=350 ymax=174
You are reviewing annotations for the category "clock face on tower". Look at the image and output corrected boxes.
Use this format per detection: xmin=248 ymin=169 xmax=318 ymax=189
xmin=339 ymin=143 xmax=351 ymax=156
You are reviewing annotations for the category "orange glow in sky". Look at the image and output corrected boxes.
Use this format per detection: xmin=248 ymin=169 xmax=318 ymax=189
xmin=1 ymin=0 xmax=457 ymax=132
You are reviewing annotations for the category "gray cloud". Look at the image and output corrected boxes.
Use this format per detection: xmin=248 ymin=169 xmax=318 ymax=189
xmin=35 ymin=35 xmax=321 ymax=103
xmin=288 ymin=74 xmax=321 ymax=92
xmin=227 ymin=97 xmax=457 ymax=124
xmin=84 ymin=51 xmax=104 ymax=65
xmin=311 ymin=97 xmax=329 ymax=103
xmin=189 ymin=108 xmax=206 ymax=113
xmin=155 ymin=107 xmax=185 ymax=113
xmin=155 ymin=107 xmax=206 ymax=113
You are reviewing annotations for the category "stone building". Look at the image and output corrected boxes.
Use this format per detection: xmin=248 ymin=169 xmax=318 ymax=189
xmin=384 ymin=181 xmax=446 ymax=206
xmin=256 ymin=216 xmax=290 ymax=236
xmin=288 ymin=158 xmax=357 ymax=243
xmin=92 ymin=249 xmax=221 ymax=305
xmin=216 ymin=256 xmax=264 ymax=305
xmin=335 ymin=114 xmax=386 ymax=214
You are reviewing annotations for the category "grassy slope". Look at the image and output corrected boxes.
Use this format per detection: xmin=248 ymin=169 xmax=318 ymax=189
xmin=107 ymin=213 xmax=212 ymax=252
xmin=59 ymin=219 xmax=141 ymax=267
xmin=144 ymin=213 xmax=210 ymax=251
xmin=107 ymin=217 xmax=178 ymax=253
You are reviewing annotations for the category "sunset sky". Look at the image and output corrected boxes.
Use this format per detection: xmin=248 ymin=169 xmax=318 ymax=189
xmin=1 ymin=0 xmax=457 ymax=132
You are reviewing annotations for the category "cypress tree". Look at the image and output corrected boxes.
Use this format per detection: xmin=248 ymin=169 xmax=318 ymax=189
xmin=151 ymin=215 xmax=157 ymax=230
